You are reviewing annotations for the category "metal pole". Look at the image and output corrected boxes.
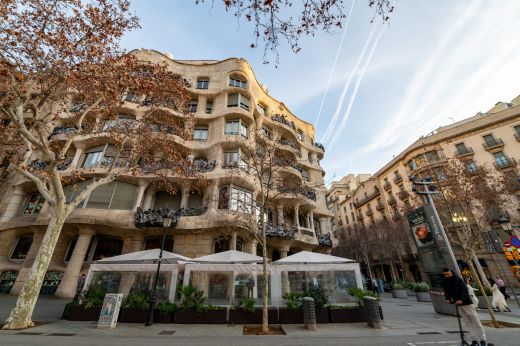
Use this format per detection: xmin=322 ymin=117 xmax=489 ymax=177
xmin=489 ymin=229 xmax=520 ymax=308
xmin=423 ymin=185 xmax=461 ymax=277
xmin=145 ymin=227 xmax=168 ymax=326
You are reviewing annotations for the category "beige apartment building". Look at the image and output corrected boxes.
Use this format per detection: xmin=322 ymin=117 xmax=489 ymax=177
xmin=329 ymin=95 xmax=520 ymax=284
xmin=0 ymin=49 xmax=333 ymax=298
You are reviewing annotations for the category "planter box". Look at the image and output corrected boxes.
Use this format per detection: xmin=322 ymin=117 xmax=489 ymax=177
xmin=406 ymin=289 xmax=416 ymax=297
xmin=229 ymin=308 xmax=279 ymax=324
xmin=430 ymin=293 xmax=456 ymax=316
xmin=477 ymin=296 xmax=493 ymax=309
xmin=416 ymin=292 xmax=432 ymax=302
xmin=118 ymin=308 xmax=148 ymax=323
xmin=391 ymin=289 xmax=408 ymax=299
xmin=65 ymin=305 xmax=102 ymax=321
xmin=154 ymin=310 xmax=174 ymax=323
xmin=329 ymin=306 xmax=366 ymax=323
xmin=279 ymin=308 xmax=303 ymax=324
xmin=174 ymin=309 xmax=227 ymax=324
xmin=315 ymin=307 xmax=329 ymax=323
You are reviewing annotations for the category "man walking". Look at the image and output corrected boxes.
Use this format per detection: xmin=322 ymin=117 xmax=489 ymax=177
xmin=442 ymin=268 xmax=487 ymax=346
xmin=496 ymin=276 xmax=509 ymax=299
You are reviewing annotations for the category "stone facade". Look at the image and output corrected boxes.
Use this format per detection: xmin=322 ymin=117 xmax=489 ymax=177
xmin=328 ymin=96 xmax=520 ymax=285
xmin=0 ymin=49 xmax=333 ymax=298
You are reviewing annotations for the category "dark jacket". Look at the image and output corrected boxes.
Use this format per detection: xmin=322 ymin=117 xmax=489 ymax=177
xmin=443 ymin=275 xmax=472 ymax=305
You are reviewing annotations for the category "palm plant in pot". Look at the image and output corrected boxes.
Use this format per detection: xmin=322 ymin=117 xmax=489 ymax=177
xmin=413 ymin=282 xmax=432 ymax=302
xmin=391 ymin=281 xmax=408 ymax=299
xmin=280 ymin=292 xmax=303 ymax=324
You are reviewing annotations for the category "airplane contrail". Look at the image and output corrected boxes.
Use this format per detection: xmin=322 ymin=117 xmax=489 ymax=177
xmin=328 ymin=26 xmax=384 ymax=147
xmin=314 ymin=0 xmax=357 ymax=129
xmin=320 ymin=24 xmax=378 ymax=144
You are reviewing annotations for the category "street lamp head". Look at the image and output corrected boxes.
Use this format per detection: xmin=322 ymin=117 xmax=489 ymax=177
xmin=163 ymin=216 xmax=172 ymax=228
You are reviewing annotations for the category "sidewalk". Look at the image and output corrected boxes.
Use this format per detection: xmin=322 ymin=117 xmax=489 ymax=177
xmin=0 ymin=293 xmax=519 ymax=340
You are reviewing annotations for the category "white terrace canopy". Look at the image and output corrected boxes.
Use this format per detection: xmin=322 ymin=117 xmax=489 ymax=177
xmin=271 ymin=251 xmax=362 ymax=306
xmin=84 ymin=249 xmax=191 ymax=302
xmin=183 ymin=250 xmax=266 ymax=306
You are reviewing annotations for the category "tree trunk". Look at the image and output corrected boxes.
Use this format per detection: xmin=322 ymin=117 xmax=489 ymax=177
xmin=468 ymin=259 xmax=499 ymax=328
xmin=470 ymin=249 xmax=490 ymax=289
xmin=2 ymin=204 xmax=67 ymax=329
xmin=261 ymin=222 xmax=269 ymax=333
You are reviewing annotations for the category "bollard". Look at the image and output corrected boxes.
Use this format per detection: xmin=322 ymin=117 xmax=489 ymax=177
xmin=302 ymin=297 xmax=317 ymax=331
xmin=363 ymin=296 xmax=383 ymax=329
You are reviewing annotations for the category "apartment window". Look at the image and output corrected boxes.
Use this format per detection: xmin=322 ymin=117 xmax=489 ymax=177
xmin=343 ymin=206 xmax=347 ymax=213
xmin=193 ymin=126 xmax=208 ymax=141
xmin=10 ymin=236 xmax=33 ymax=260
xmin=493 ymin=151 xmax=509 ymax=167
xmin=154 ymin=191 xmax=181 ymax=210
xmin=86 ymin=237 xmax=123 ymax=262
xmin=425 ymin=150 xmax=440 ymax=163
xmin=302 ymin=169 xmax=310 ymax=182
xmin=514 ymin=125 xmax=520 ymax=137
xmin=229 ymin=76 xmax=247 ymax=89
xmin=466 ymin=160 xmax=477 ymax=173
xmin=224 ymin=119 xmax=249 ymax=138
xmin=64 ymin=238 xmax=78 ymax=262
xmin=145 ymin=237 xmax=174 ymax=252
xmin=227 ymin=93 xmax=250 ymax=111
xmin=22 ymin=193 xmax=45 ymax=215
xmin=205 ymin=101 xmax=213 ymax=114
xmin=188 ymin=100 xmax=198 ymax=113
xmin=483 ymin=134 xmax=496 ymax=145
xmin=74 ymin=181 xmax=137 ymax=210
xmin=261 ymin=126 xmax=272 ymax=140
xmin=196 ymin=78 xmax=209 ymax=89
xmin=218 ymin=185 xmax=252 ymax=213
xmin=296 ymin=130 xmax=303 ymax=141
xmin=256 ymin=104 xmax=266 ymax=116
xmin=455 ymin=143 xmax=467 ymax=152
xmin=82 ymin=145 xmax=105 ymax=168
xmin=222 ymin=149 xmax=248 ymax=171
xmin=384 ymin=177 xmax=389 ymax=184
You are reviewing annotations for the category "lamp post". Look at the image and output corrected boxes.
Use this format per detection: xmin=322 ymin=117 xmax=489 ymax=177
xmin=145 ymin=214 xmax=173 ymax=327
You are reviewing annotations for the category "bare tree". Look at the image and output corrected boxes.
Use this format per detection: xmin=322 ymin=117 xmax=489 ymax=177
xmin=194 ymin=0 xmax=394 ymax=65
xmin=0 ymin=0 xmax=199 ymax=329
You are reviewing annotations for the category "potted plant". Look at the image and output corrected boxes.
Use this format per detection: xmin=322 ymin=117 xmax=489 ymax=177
xmin=279 ymin=292 xmax=303 ymax=324
xmin=429 ymin=291 xmax=456 ymax=316
xmin=174 ymin=285 xmax=227 ymax=324
xmin=63 ymin=286 xmax=106 ymax=321
xmin=406 ymin=282 xmax=416 ymax=296
xmin=414 ymin=282 xmax=432 ymax=302
xmin=391 ymin=282 xmax=408 ymax=299
xmin=474 ymin=287 xmax=493 ymax=309
xmin=303 ymin=286 xmax=329 ymax=323
xmin=118 ymin=291 xmax=150 ymax=323
xmin=328 ymin=288 xmax=370 ymax=323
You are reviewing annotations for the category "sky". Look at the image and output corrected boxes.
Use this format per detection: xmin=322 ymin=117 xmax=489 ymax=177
xmin=121 ymin=0 xmax=520 ymax=183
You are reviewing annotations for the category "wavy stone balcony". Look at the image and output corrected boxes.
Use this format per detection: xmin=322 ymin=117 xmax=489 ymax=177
xmin=317 ymin=233 xmax=332 ymax=247
xmin=264 ymin=222 xmax=297 ymax=239
xmin=135 ymin=207 xmax=207 ymax=228
xmin=277 ymin=184 xmax=316 ymax=201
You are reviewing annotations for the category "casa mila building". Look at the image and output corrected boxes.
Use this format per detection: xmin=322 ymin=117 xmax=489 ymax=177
xmin=0 ymin=49 xmax=334 ymax=298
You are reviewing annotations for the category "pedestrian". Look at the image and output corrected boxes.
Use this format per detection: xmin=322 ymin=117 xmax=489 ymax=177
xmin=442 ymin=268 xmax=488 ymax=346
xmin=465 ymin=277 xmax=479 ymax=306
xmin=245 ymin=276 xmax=255 ymax=298
xmin=371 ymin=278 xmax=379 ymax=297
xmin=491 ymin=280 xmax=511 ymax=312
xmin=495 ymin=276 xmax=509 ymax=300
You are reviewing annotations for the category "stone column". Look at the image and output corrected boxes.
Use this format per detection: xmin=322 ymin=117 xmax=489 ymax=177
xmin=0 ymin=185 xmax=25 ymax=222
xmin=247 ymin=239 xmax=258 ymax=255
xmin=231 ymin=231 xmax=237 ymax=251
xmin=319 ymin=218 xmax=327 ymax=235
xmin=294 ymin=205 xmax=300 ymax=228
xmin=142 ymin=188 xmax=155 ymax=210
xmin=180 ymin=188 xmax=190 ymax=209
xmin=279 ymin=246 xmax=290 ymax=294
xmin=10 ymin=229 xmax=45 ymax=295
xmin=276 ymin=205 xmax=284 ymax=225
xmin=132 ymin=181 xmax=149 ymax=211
xmin=55 ymin=228 xmax=95 ymax=298
xmin=309 ymin=211 xmax=315 ymax=231
xmin=208 ymin=182 xmax=219 ymax=211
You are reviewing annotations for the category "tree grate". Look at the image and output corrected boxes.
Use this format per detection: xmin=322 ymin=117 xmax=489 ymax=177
xmin=16 ymin=332 xmax=44 ymax=335
xmin=446 ymin=330 xmax=467 ymax=334
xmin=417 ymin=332 xmax=442 ymax=335
xmin=158 ymin=330 xmax=176 ymax=335
xmin=47 ymin=333 xmax=76 ymax=336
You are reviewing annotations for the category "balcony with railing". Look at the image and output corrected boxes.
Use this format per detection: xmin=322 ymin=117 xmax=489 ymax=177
xmin=483 ymin=138 xmax=504 ymax=151
xmin=365 ymin=207 xmax=374 ymax=217
xmin=387 ymin=195 xmax=397 ymax=205
xmin=494 ymin=156 xmax=516 ymax=170
xmin=357 ymin=213 xmax=364 ymax=221
xmin=375 ymin=201 xmax=385 ymax=211
xmin=383 ymin=181 xmax=392 ymax=191
xmin=454 ymin=147 xmax=474 ymax=157
xmin=353 ymin=189 xmax=380 ymax=208
xmin=265 ymin=222 xmax=297 ymax=239
xmin=277 ymin=184 xmax=317 ymax=201
xmin=317 ymin=233 xmax=332 ymax=247
xmin=271 ymin=114 xmax=296 ymax=131
xmin=398 ymin=190 xmax=410 ymax=201
xmin=313 ymin=142 xmax=325 ymax=151
xmin=393 ymin=174 xmax=403 ymax=184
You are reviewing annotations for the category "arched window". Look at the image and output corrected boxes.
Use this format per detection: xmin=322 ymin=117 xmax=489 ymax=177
xmin=64 ymin=238 xmax=78 ymax=262
xmin=154 ymin=191 xmax=181 ymax=210
xmin=85 ymin=181 xmax=137 ymax=210
xmin=214 ymin=237 xmax=229 ymax=253
xmin=21 ymin=194 xmax=45 ymax=215
xmin=229 ymin=75 xmax=247 ymax=89
xmin=10 ymin=236 xmax=33 ymax=260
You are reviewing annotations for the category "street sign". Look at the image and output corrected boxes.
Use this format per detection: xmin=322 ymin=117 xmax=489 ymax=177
xmin=504 ymin=241 xmax=511 ymax=247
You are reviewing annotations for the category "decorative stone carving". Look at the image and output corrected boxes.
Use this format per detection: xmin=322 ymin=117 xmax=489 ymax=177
xmin=271 ymin=114 xmax=296 ymax=130
xmin=193 ymin=159 xmax=216 ymax=172
xmin=317 ymin=233 xmax=332 ymax=247
xmin=264 ymin=222 xmax=297 ymax=239
xmin=313 ymin=142 xmax=325 ymax=151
